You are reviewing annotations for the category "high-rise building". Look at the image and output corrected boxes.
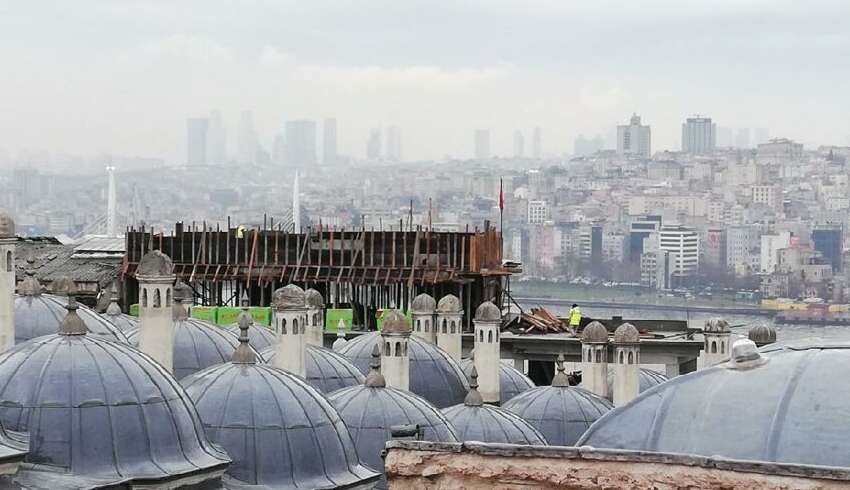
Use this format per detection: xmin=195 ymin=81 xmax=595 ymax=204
xmin=681 ymin=116 xmax=716 ymax=155
xmin=616 ymin=114 xmax=651 ymax=158
xmin=532 ymin=127 xmax=542 ymax=159
xmin=513 ymin=130 xmax=524 ymax=158
xmin=628 ymin=217 xmax=662 ymax=262
xmin=813 ymin=226 xmax=843 ymax=272
xmin=322 ymin=118 xmax=337 ymax=166
xmin=206 ymin=111 xmax=226 ymax=164
xmin=237 ymin=111 xmax=259 ymax=165
xmin=284 ymin=120 xmax=317 ymax=166
xmin=186 ymin=118 xmax=209 ymax=165
xmin=366 ymin=128 xmax=382 ymax=160
xmin=386 ymin=126 xmax=401 ymax=162
xmin=474 ymin=129 xmax=490 ymax=159
xmin=658 ymin=225 xmax=699 ymax=286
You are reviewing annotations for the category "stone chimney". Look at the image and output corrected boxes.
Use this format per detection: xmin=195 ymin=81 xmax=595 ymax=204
xmin=271 ymin=284 xmax=307 ymax=377
xmin=304 ymin=288 xmax=325 ymax=347
xmin=380 ymin=310 xmax=412 ymax=391
xmin=473 ymin=301 xmax=501 ymax=404
xmin=0 ymin=212 xmax=15 ymax=353
xmin=580 ymin=321 xmax=609 ymax=398
xmin=436 ymin=294 xmax=463 ymax=361
xmin=612 ymin=323 xmax=640 ymax=406
xmin=701 ymin=318 xmax=731 ymax=368
xmin=137 ymin=250 xmax=176 ymax=372
xmin=410 ymin=293 xmax=436 ymax=344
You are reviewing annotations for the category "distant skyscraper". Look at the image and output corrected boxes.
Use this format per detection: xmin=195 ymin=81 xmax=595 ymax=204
xmin=513 ymin=130 xmax=525 ymax=158
xmin=186 ymin=117 xmax=209 ymax=165
xmin=474 ymin=129 xmax=491 ymax=159
xmin=237 ymin=111 xmax=259 ymax=165
xmin=734 ymin=128 xmax=751 ymax=149
xmin=616 ymin=114 xmax=651 ymax=158
xmin=681 ymin=116 xmax=716 ymax=155
xmin=284 ymin=120 xmax=317 ymax=166
xmin=206 ymin=110 xmax=226 ymax=164
xmin=322 ymin=118 xmax=338 ymax=165
xmin=532 ymin=127 xmax=542 ymax=159
xmin=386 ymin=126 xmax=401 ymax=162
xmin=366 ymin=128 xmax=382 ymax=160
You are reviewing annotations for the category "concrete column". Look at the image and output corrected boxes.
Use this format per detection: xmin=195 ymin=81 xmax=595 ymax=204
xmin=473 ymin=301 xmax=501 ymax=404
xmin=0 ymin=236 xmax=15 ymax=352
xmin=272 ymin=285 xmax=307 ymax=377
xmin=305 ymin=288 xmax=325 ymax=347
xmin=410 ymin=293 xmax=436 ymax=344
xmin=612 ymin=323 xmax=641 ymax=406
xmin=580 ymin=321 xmax=609 ymax=399
xmin=381 ymin=310 xmax=411 ymax=391
xmin=137 ymin=251 xmax=176 ymax=373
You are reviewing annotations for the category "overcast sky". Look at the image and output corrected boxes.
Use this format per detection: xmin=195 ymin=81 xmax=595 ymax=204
xmin=2 ymin=0 xmax=850 ymax=163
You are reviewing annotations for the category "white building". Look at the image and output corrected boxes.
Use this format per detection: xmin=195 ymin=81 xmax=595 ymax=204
xmin=760 ymin=232 xmax=792 ymax=274
xmin=726 ymin=225 xmax=762 ymax=275
xmin=681 ymin=116 xmax=716 ymax=155
xmin=527 ymin=200 xmax=551 ymax=224
xmin=658 ymin=226 xmax=699 ymax=283
xmin=751 ymin=185 xmax=781 ymax=209
xmin=617 ymin=114 xmax=651 ymax=158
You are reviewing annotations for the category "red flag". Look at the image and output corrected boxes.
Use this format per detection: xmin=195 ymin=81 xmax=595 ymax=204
xmin=499 ymin=178 xmax=505 ymax=210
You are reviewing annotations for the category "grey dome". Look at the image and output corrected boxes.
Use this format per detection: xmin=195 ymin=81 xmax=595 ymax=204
xmin=582 ymin=321 xmax=609 ymax=343
xmin=474 ymin=301 xmax=501 ymax=322
xmin=381 ymin=309 xmax=411 ymax=334
xmin=613 ymin=322 xmax=640 ymax=344
xmin=338 ymin=331 xmax=469 ymax=408
xmin=261 ymin=344 xmax=366 ymax=394
xmin=0 ymin=211 xmax=14 ymax=238
xmin=226 ymin=321 xmax=277 ymax=351
xmin=460 ymin=358 xmax=535 ymax=403
xmin=0 ymin=331 xmax=229 ymax=485
xmin=577 ymin=342 xmax=850 ymax=468
xmin=411 ymin=293 xmax=436 ymax=313
xmin=580 ymin=367 xmax=668 ymax=402
xmin=304 ymin=288 xmax=324 ymax=308
xmin=102 ymin=292 xmax=139 ymax=333
xmin=127 ymin=317 xmax=259 ymax=380
xmin=272 ymin=284 xmax=305 ymax=310
xmin=136 ymin=250 xmax=173 ymax=277
xmin=15 ymin=294 xmax=128 ymax=344
xmin=182 ymin=362 xmax=379 ymax=488
xmin=437 ymin=294 xmax=462 ymax=313
xmin=748 ymin=323 xmax=777 ymax=346
xmin=329 ymin=373 xmax=458 ymax=489
xmin=704 ymin=317 xmax=730 ymax=334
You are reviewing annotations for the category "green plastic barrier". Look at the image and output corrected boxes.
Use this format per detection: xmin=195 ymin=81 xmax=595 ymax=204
xmin=191 ymin=306 xmax=217 ymax=323
xmin=249 ymin=307 xmax=272 ymax=326
xmin=129 ymin=304 xmax=139 ymax=317
xmin=326 ymin=309 xmax=353 ymax=331
xmin=216 ymin=307 xmax=242 ymax=326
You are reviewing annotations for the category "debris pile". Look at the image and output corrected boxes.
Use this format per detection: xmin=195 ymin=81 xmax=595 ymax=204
xmin=505 ymin=306 xmax=572 ymax=334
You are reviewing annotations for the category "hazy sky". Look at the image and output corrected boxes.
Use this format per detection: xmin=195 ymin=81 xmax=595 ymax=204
xmin=3 ymin=0 xmax=850 ymax=162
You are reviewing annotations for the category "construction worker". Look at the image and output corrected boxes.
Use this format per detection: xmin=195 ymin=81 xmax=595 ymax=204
xmin=568 ymin=304 xmax=582 ymax=330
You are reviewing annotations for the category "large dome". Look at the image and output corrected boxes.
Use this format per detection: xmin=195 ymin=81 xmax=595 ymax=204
xmin=578 ymin=340 xmax=850 ymax=468
xmin=261 ymin=344 xmax=365 ymax=394
xmin=504 ymin=356 xmax=613 ymax=446
xmin=338 ymin=331 xmax=468 ymax=408
xmin=0 ymin=302 xmax=230 ymax=486
xmin=460 ymin=358 xmax=535 ymax=403
xmin=328 ymin=347 xmax=459 ymax=489
xmin=181 ymin=331 xmax=379 ymax=489
xmin=15 ymin=293 xmax=128 ymax=344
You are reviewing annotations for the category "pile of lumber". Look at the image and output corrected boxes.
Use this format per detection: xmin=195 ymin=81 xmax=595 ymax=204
xmin=517 ymin=306 xmax=571 ymax=334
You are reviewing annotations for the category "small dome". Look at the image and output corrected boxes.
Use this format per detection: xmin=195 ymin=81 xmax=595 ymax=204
xmin=102 ymin=285 xmax=139 ymax=332
xmin=437 ymin=294 xmax=462 ymax=313
xmin=460 ymin=358 xmax=535 ymax=404
xmin=338 ymin=331 xmax=469 ymax=408
xmin=577 ymin=342 xmax=850 ymax=468
xmin=328 ymin=348 xmax=458 ymax=488
xmin=503 ymin=353 xmax=613 ymax=446
xmin=260 ymin=344 xmax=365 ymax=394
xmin=0 ymin=211 xmax=15 ymax=238
xmin=613 ymin=323 xmax=640 ymax=344
xmin=411 ymin=293 xmax=437 ymax=313
xmin=0 ymin=318 xmax=229 ymax=485
xmin=272 ymin=284 xmax=306 ymax=310
xmin=474 ymin=301 xmax=501 ymax=322
xmin=581 ymin=367 xmax=668 ymax=402
xmin=381 ymin=309 xmax=411 ymax=334
xmin=442 ymin=368 xmax=547 ymax=445
xmin=225 ymin=319 xmax=277 ymax=351
xmin=136 ymin=250 xmax=173 ymax=277
xmin=15 ymin=294 xmax=128 ymax=344
xmin=304 ymin=288 xmax=324 ymax=308
xmin=704 ymin=317 xmax=730 ymax=334
xmin=748 ymin=324 xmax=777 ymax=346
xmin=182 ymin=356 xmax=379 ymax=487
xmin=582 ymin=321 xmax=609 ymax=343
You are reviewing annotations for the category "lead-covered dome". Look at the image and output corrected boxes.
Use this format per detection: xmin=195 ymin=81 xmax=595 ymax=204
xmin=748 ymin=323 xmax=777 ymax=346
xmin=261 ymin=344 xmax=365 ymax=394
xmin=442 ymin=367 xmax=547 ymax=445
xmin=504 ymin=354 xmax=613 ymax=446
xmin=578 ymin=340 xmax=850 ymax=468
xmin=181 ymin=318 xmax=379 ymax=488
xmin=460 ymin=358 xmax=535 ymax=403
xmin=0 ymin=301 xmax=230 ymax=486
xmin=338 ymin=331 xmax=468 ymax=408
xmin=101 ymin=284 xmax=139 ymax=333
xmin=15 ymin=287 xmax=128 ymax=344
xmin=328 ymin=346 xmax=458 ymax=489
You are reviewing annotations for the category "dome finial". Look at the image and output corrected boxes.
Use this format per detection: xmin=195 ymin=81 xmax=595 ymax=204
xmin=18 ymin=256 xmax=42 ymax=296
xmin=232 ymin=310 xmax=257 ymax=364
xmin=463 ymin=365 xmax=484 ymax=407
xmin=551 ymin=352 xmax=570 ymax=387
xmin=240 ymin=290 xmax=250 ymax=307
xmin=364 ymin=344 xmax=386 ymax=388
xmin=58 ymin=296 xmax=87 ymax=336
xmin=105 ymin=282 xmax=121 ymax=316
